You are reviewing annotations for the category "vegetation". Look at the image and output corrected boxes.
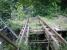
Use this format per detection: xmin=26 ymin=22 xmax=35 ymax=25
xmin=0 ymin=0 xmax=67 ymax=20
xmin=1 ymin=0 xmax=67 ymax=20
xmin=0 ymin=0 xmax=67 ymax=50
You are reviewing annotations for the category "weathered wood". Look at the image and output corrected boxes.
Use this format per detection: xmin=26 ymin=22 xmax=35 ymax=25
xmin=18 ymin=23 xmax=27 ymax=46
xmin=38 ymin=17 xmax=67 ymax=44
xmin=29 ymin=29 xmax=67 ymax=35
xmin=25 ymin=25 xmax=29 ymax=45
xmin=30 ymin=29 xmax=43 ymax=32
xmin=0 ymin=18 xmax=18 ymax=39
xmin=7 ymin=26 xmax=18 ymax=39
xmin=29 ymin=42 xmax=48 ymax=43
xmin=30 ymin=29 xmax=67 ymax=32
xmin=0 ymin=32 xmax=17 ymax=48
xmin=18 ymin=18 xmax=29 ymax=46
xmin=30 ymin=39 xmax=48 ymax=42
xmin=57 ymin=30 xmax=67 ymax=33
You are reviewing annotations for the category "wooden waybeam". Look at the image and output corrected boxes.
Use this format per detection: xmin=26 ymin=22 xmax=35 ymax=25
xmin=30 ymin=40 xmax=47 ymax=41
xmin=57 ymin=30 xmax=67 ymax=33
xmin=30 ymin=29 xmax=67 ymax=32
xmin=0 ymin=32 xmax=17 ymax=48
xmin=0 ymin=18 xmax=18 ymax=39
xmin=29 ymin=42 xmax=48 ymax=43
xmin=30 ymin=39 xmax=52 ymax=42
xmin=29 ymin=29 xmax=67 ymax=35
xmin=7 ymin=26 xmax=18 ymax=39
xmin=30 ymin=29 xmax=44 ymax=32
xmin=38 ymin=17 xmax=67 ymax=44
xmin=18 ymin=18 xmax=29 ymax=46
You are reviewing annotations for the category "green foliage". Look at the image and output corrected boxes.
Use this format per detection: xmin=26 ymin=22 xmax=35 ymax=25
xmin=0 ymin=0 xmax=18 ymax=20
xmin=18 ymin=0 xmax=67 ymax=17
xmin=60 ymin=45 xmax=67 ymax=50
xmin=0 ymin=0 xmax=67 ymax=20
xmin=20 ymin=42 xmax=29 ymax=50
xmin=17 ymin=0 xmax=61 ymax=17
xmin=2 ymin=42 xmax=15 ymax=50
xmin=0 ymin=0 xmax=67 ymax=50
xmin=0 ymin=0 xmax=10 ymax=20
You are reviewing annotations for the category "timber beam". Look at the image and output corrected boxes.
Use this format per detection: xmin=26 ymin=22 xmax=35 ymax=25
xmin=0 ymin=32 xmax=17 ymax=48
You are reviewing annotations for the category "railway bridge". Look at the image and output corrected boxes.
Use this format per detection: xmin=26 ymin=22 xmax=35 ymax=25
xmin=0 ymin=17 xmax=67 ymax=50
